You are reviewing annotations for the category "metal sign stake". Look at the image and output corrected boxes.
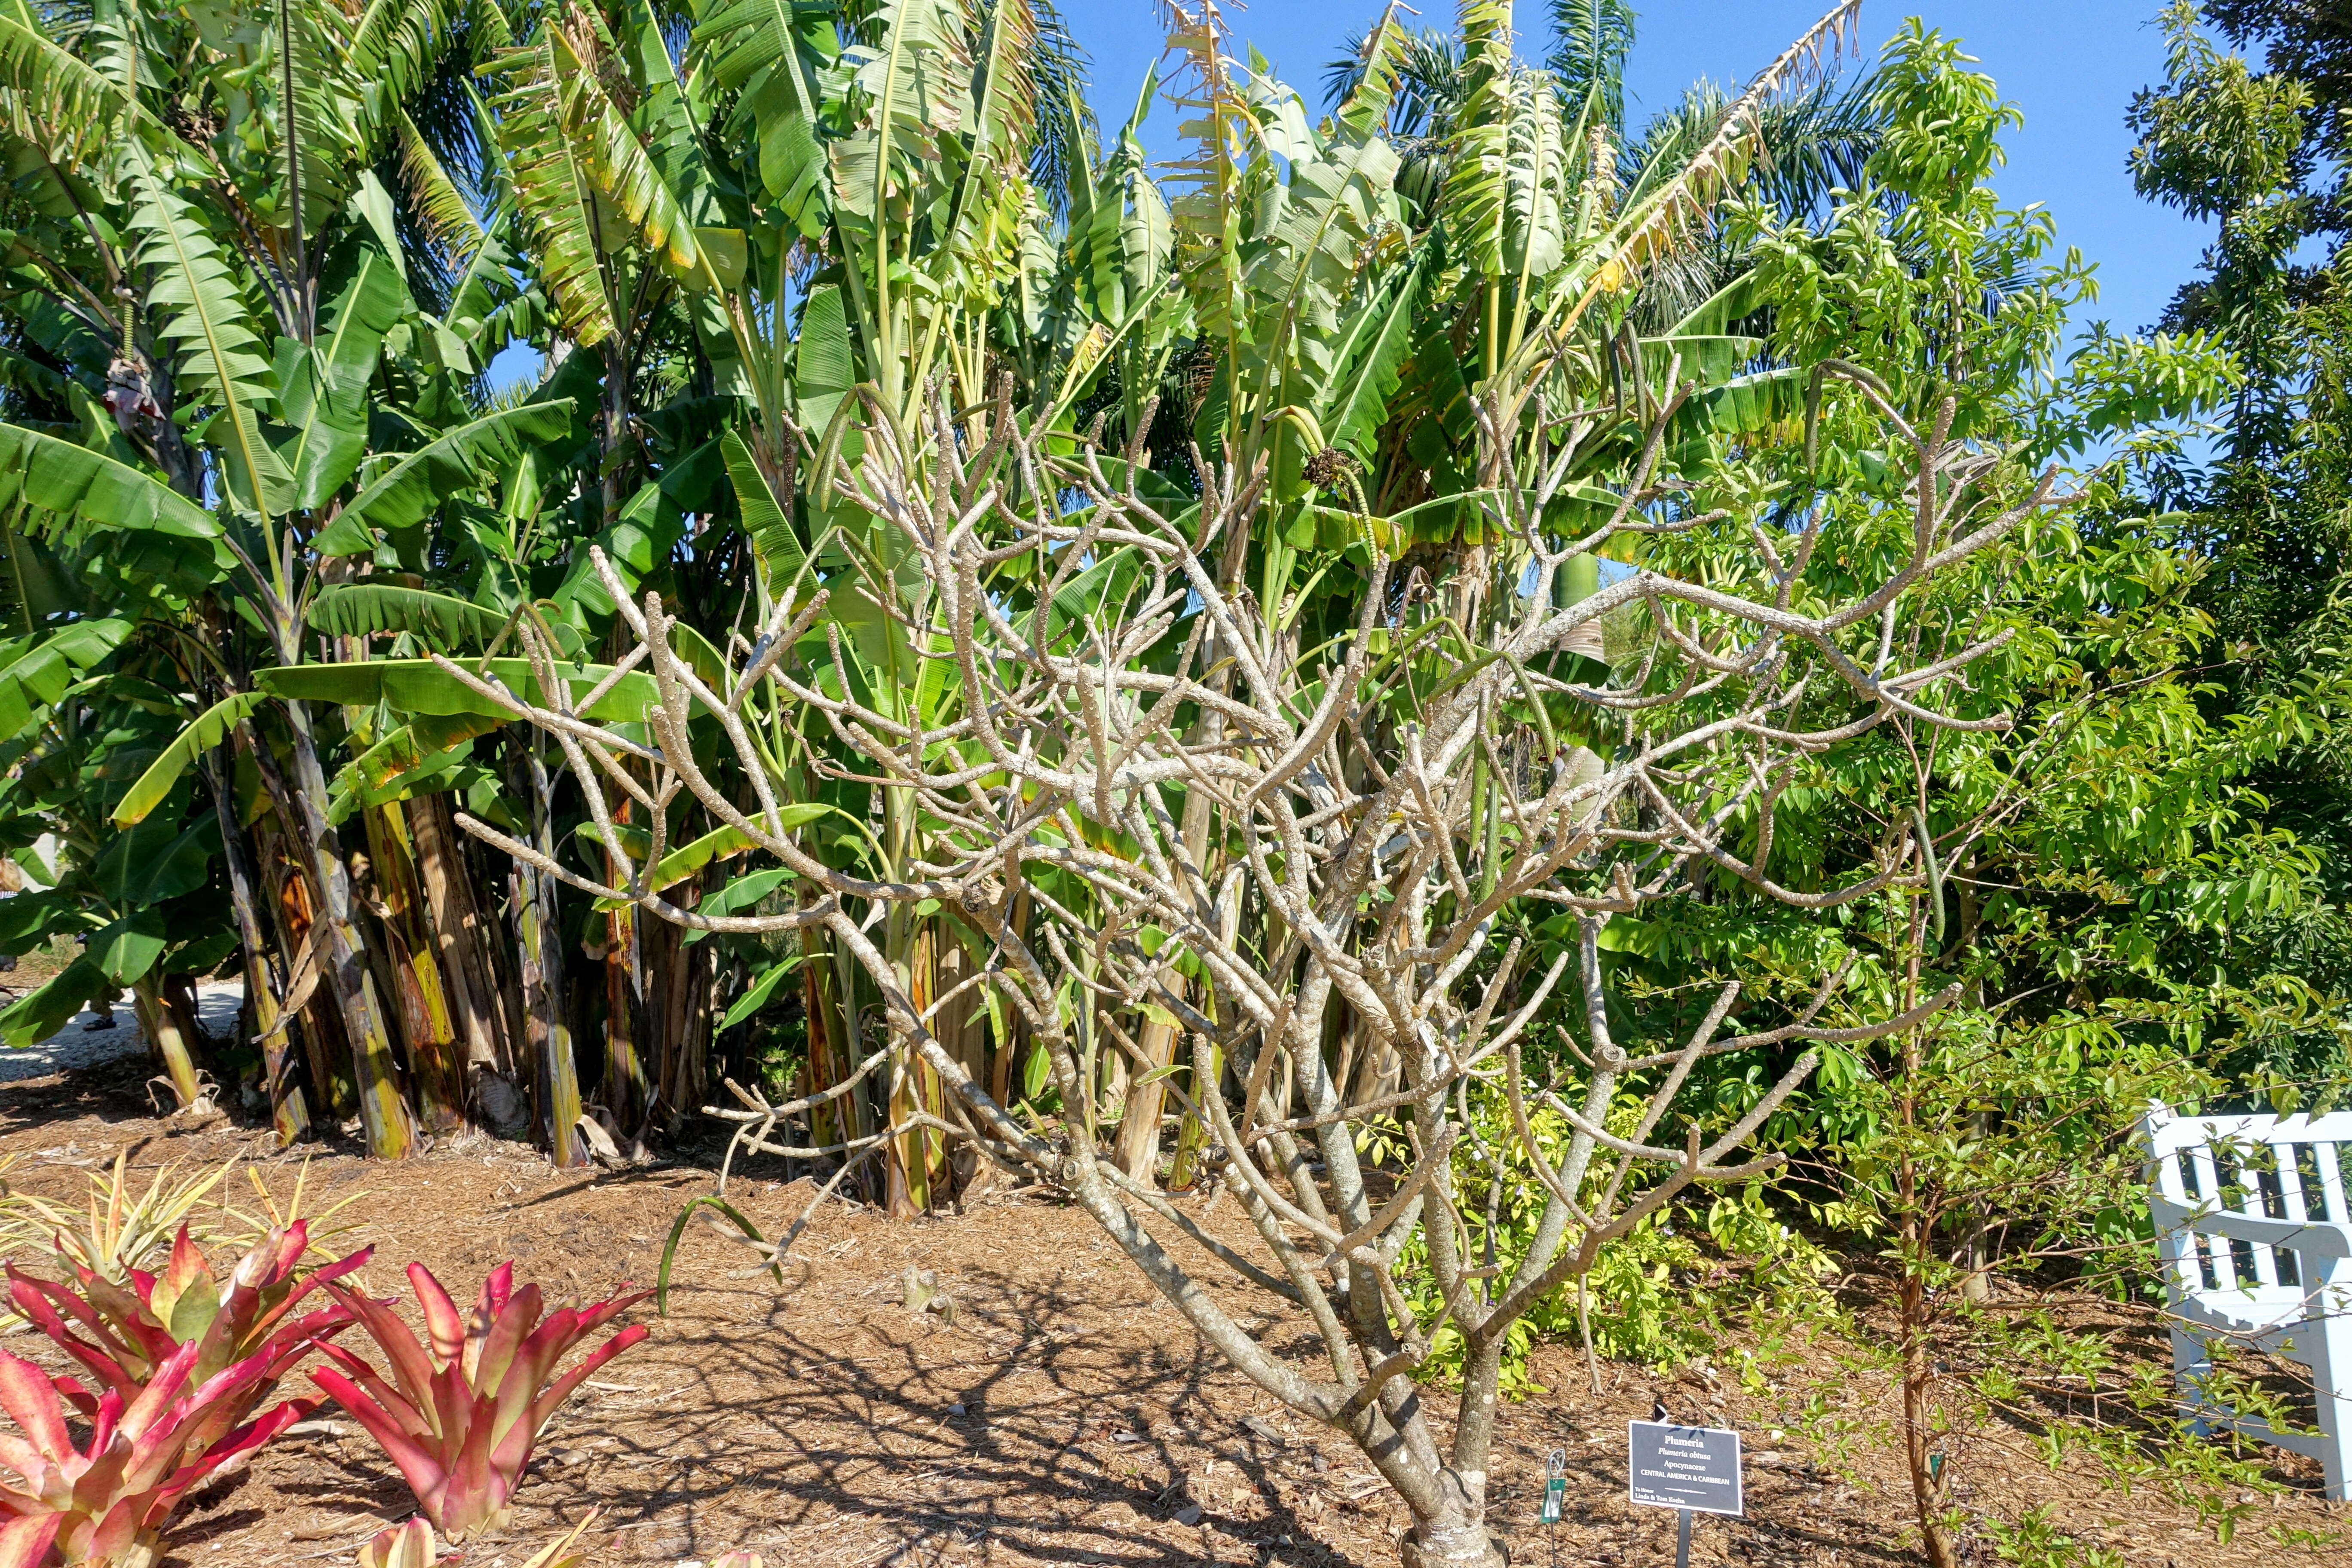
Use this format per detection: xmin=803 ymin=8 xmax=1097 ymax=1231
xmin=1539 ymin=1448 xmax=1566 ymax=1568
xmin=1625 ymin=1418 xmax=1742 ymax=1566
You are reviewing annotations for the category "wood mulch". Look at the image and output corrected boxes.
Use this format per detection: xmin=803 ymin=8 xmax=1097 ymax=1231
xmin=0 ymin=1055 xmax=2340 ymax=1568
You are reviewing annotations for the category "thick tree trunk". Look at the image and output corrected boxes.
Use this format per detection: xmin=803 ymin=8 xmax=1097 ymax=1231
xmin=640 ymin=902 xmax=684 ymax=1130
xmin=462 ymin=822 xmax=531 ymax=1077
xmin=257 ymin=812 xmax=353 ymax=1117
xmin=363 ymin=805 xmax=466 ymax=1133
xmin=829 ymin=936 xmax=877 ymax=1200
xmin=200 ymin=748 xmax=305 ymax=1143
xmin=802 ymin=933 xmax=846 ymax=1149
xmin=640 ymin=873 xmax=713 ymax=1133
xmin=655 ymin=935 xmax=713 ymax=1131
xmin=130 ymin=976 xmax=202 ymax=1110
xmin=1114 ymin=1001 xmax=1184 ymax=1182
xmin=519 ymin=740 xmax=584 ymax=1164
xmin=885 ymin=923 xmax=950 ymax=1215
xmin=1411 ymin=1340 xmax=1509 ymax=1568
xmin=1399 ymin=1489 xmax=1506 ymax=1568
xmin=592 ymin=661 xmax=651 ymax=1135
xmin=407 ymin=792 xmax=502 ymax=1079
xmin=1116 ymin=663 xmax=1227 ymax=1185
xmin=988 ymin=888 xmax=1029 ymax=1114
xmin=161 ymin=974 xmax=208 ymax=1060
xmin=602 ymin=904 xmax=646 ymax=1132
xmin=1164 ymin=1081 xmax=1210 ymax=1189
xmin=931 ymin=935 xmax=992 ymax=1188
xmin=512 ymin=855 xmax=582 ymax=1164
xmin=279 ymin=700 xmax=413 ymax=1158
xmin=594 ymin=798 xmax=647 ymax=1137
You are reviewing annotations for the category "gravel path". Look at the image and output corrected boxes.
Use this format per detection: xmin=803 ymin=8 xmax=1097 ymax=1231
xmin=0 ymin=983 xmax=243 ymax=1083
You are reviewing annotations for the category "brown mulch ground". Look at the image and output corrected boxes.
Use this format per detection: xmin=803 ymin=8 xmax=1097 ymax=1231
xmin=0 ymin=1056 xmax=2342 ymax=1568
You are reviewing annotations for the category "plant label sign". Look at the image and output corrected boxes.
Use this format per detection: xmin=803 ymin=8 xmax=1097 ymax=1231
xmin=1626 ymin=1421 xmax=1743 ymax=1516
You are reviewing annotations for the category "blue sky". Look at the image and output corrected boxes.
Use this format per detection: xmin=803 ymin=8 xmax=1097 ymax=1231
xmin=1069 ymin=0 xmax=2211 ymax=341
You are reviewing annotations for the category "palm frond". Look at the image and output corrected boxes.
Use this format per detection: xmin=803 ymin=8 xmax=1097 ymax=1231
xmin=1024 ymin=0 xmax=1094 ymax=217
xmin=1626 ymin=73 xmax=1883 ymax=227
xmin=1560 ymin=0 xmax=1864 ymax=333
xmin=0 ymin=12 xmax=147 ymax=162
xmin=488 ymin=35 xmax=617 ymax=344
xmin=1547 ymin=0 xmax=1635 ymax=132
xmin=1325 ymin=22 xmax=1467 ymax=145
xmin=1617 ymin=72 xmax=1885 ymax=329
xmin=126 ymin=148 xmax=291 ymax=516
xmin=396 ymin=105 xmax=488 ymax=262
xmin=347 ymin=0 xmax=466 ymax=115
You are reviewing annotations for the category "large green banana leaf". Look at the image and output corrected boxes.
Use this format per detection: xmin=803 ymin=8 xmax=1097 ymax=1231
xmin=257 ymin=657 xmax=665 ymax=723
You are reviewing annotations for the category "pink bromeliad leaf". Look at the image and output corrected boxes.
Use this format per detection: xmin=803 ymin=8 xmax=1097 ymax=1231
xmin=410 ymin=1264 xmax=466 ymax=1369
xmin=310 ymin=1357 xmax=455 ymax=1520
xmin=0 ymin=1352 xmax=70 ymax=1467
xmin=315 ymin=1265 xmax=650 ymax=1540
xmin=0 ymin=1513 xmax=62 ymax=1568
xmin=0 ymin=1225 xmax=364 ymax=1567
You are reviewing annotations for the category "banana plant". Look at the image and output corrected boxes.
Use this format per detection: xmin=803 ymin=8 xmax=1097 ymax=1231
xmin=475 ymin=0 xmax=1118 ymax=1198
xmin=0 ymin=0 xmax=557 ymax=1151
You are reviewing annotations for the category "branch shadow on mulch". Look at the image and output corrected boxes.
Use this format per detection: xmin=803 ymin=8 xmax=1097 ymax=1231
xmin=523 ymin=1265 xmax=1345 ymax=1566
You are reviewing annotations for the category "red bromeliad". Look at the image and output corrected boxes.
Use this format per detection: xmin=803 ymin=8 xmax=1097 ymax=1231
xmin=0 ymin=1224 xmax=367 ymax=1567
xmin=0 ymin=1341 xmax=319 ymax=1568
xmin=312 ymin=1263 xmax=649 ymax=1540
xmin=8 ymin=1222 xmax=367 ymax=1443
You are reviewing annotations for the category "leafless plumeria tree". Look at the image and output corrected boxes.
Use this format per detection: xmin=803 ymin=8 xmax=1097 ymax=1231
xmin=444 ymin=368 xmax=2058 ymax=1568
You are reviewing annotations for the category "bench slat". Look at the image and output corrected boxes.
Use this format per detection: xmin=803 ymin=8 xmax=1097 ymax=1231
xmin=2318 ymin=1141 xmax=2350 ymax=1226
xmin=2144 ymin=1099 xmax=2352 ymax=1500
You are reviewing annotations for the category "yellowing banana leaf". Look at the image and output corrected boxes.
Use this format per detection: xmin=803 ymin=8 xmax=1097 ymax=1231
xmin=341 ymin=711 xmax=511 ymax=791
xmin=1667 ymin=366 xmax=1807 ymax=467
xmin=111 ymin=691 xmax=265 ymax=826
xmin=593 ymin=803 xmax=839 ymax=908
xmin=328 ymin=744 xmax=476 ymax=825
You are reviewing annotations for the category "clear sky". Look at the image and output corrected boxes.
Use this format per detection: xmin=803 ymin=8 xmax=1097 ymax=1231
xmin=1069 ymin=0 xmax=2211 ymax=341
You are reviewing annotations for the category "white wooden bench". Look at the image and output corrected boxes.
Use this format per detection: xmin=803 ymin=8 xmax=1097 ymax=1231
xmin=2143 ymin=1100 xmax=2352 ymax=1498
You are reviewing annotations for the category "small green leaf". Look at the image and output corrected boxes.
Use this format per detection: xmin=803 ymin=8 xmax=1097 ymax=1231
xmin=720 ymin=958 xmax=801 ymax=1029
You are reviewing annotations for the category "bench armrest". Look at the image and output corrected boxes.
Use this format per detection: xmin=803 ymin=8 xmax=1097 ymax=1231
xmin=2152 ymin=1196 xmax=2352 ymax=1258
